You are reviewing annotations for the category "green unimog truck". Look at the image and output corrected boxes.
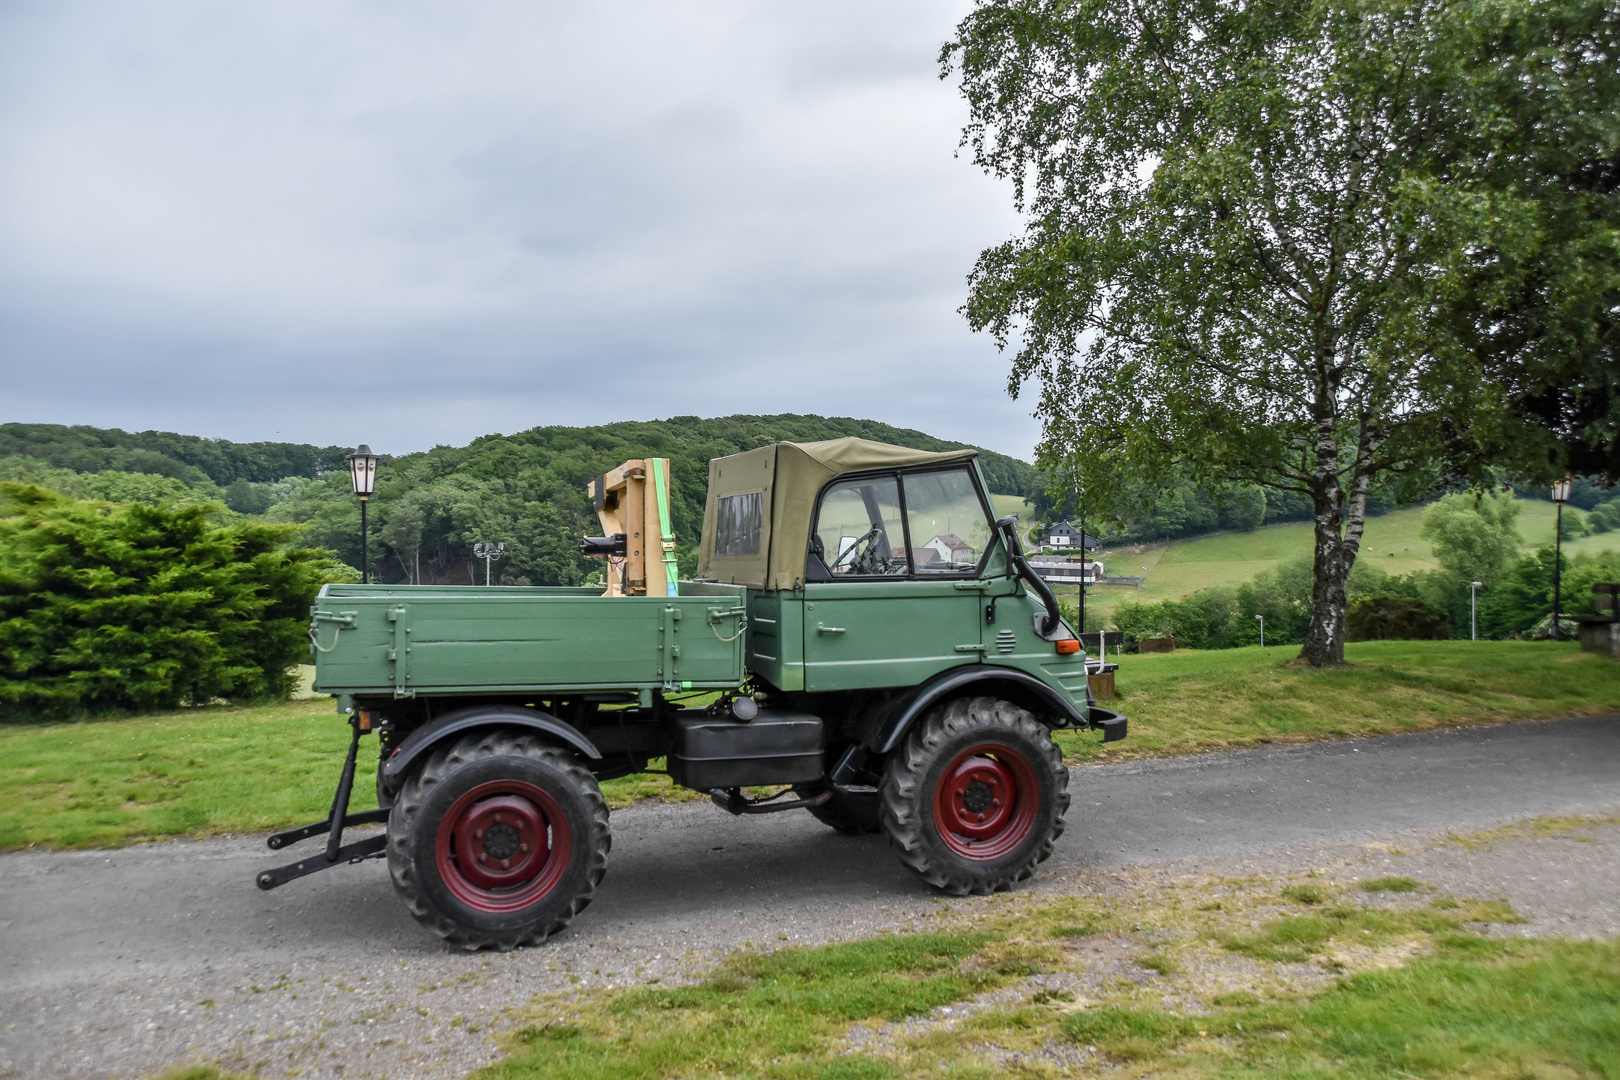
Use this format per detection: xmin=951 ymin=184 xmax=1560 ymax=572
xmin=266 ymin=438 xmax=1125 ymax=949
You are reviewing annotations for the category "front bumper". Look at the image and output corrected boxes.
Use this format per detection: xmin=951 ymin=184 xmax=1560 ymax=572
xmin=1088 ymin=706 xmax=1128 ymax=742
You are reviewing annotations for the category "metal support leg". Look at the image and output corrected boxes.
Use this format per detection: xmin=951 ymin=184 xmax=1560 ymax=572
xmin=325 ymin=717 xmax=363 ymax=863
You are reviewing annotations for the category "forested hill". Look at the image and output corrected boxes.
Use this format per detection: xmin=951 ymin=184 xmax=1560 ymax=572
xmin=1 ymin=415 xmax=1036 ymax=587
xmin=0 ymin=422 xmax=350 ymax=486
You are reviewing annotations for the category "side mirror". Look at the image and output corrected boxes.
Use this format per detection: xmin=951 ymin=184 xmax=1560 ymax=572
xmin=996 ymin=516 xmax=1062 ymax=637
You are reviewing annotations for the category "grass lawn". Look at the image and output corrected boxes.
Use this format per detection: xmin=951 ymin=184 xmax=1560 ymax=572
xmin=470 ymin=872 xmax=1616 ymax=1080
xmin=1084 ymin=497 xmax=1612 ymax=623
xmin=0 ymin=700 xmax=696 ymax=852
xmin=1053 ymin=639 xmax=1620 ymax=763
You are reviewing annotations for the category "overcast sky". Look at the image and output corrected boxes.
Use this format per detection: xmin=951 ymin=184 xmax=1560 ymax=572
xmin=0 ymin=1 xmax=1039 ymax=460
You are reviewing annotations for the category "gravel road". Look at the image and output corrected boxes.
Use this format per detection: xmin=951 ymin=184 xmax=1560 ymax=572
xmin=1 ymin=714 xmax=1616 ymax=1080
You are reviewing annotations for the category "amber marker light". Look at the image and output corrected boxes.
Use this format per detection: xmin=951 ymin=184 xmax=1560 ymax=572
xmin=1055 ymin=639 xmax=1081 ymax=654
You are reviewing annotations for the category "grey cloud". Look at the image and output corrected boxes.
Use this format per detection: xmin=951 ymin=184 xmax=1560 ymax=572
xmin=0 ymin=0 xmax=1039 ymax=458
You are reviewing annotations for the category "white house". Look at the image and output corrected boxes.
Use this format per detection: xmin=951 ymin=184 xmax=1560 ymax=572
xmin=1044 ymin=519 xmax=1095 ymax=550
xmin=924 ymin=534 xmax=975 ymax=565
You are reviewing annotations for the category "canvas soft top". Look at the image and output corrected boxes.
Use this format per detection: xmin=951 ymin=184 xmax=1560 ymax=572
xmin=697 ymin=437 xmax=980 ymax=590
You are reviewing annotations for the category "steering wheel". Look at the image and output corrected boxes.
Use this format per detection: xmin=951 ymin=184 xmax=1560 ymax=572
xmin=829 ymin=526 xmax=881 ymax=573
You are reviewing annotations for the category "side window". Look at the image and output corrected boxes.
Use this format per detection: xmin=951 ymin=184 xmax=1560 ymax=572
xmin=714 ymin=492 xmax=763 ymax=556
xmin=812 ymin=475 xmax=908 ymax=577
xmin=901 ymin=467 xmax=993 ymax=574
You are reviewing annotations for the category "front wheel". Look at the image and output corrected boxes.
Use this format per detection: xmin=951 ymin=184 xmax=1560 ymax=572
xmin=880 ymin=697 xmax=1068 ymax=895
xmin=387 ymin=730 xmax=610 ymax=950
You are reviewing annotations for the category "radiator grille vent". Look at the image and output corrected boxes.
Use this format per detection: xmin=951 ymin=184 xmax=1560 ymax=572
xmin=996 ymin=629 xmax=1017 ymax=654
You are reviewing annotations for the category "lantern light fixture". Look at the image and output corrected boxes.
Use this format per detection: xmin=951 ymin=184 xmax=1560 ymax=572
xmin=1551 ymin=475 xmax=1573 ymax=639
xmin=346 ymin=444 xmax=379 ymax=499
xmin=345 ymin=445 xmax=379 ymax=584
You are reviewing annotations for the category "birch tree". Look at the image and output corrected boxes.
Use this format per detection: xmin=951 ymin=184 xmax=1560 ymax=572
xmin=945 ymin=0 xmax=1617 ymax=664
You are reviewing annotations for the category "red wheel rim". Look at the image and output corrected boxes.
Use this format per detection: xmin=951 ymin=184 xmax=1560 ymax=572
xmin=434 ymin=780 xmax=571 ymax=912
xmin=931 ymin=742 xmax=1038 ymax=860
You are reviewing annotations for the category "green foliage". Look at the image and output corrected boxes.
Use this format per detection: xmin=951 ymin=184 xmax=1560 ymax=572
xmin=223 ymin=478 xmax=273 ymax=515
xmin=264 ymin=414 xmax=1035 ymax=588
xmin=0 ymin=456 xmax=220 ymax=506
xmin=0 ymin=422 xmax=350 ymax=485
xmin=1478 ymin=546 xmax=1560 ymax=637
xmin=1420 ymin=490 xmax=1523 ymax=586
xmin=1563 ymin=549 xmax=1620 ymax=611
xmin=945 ymin=0 xmax=1619 ymax=665
xmin=1110 ymin=556 xmax=1389 ymax=648
xmin=1111 ymin=481 xmax=1274 ymax=542
xmin=1361 ymin=876 xmax=1421 ymax=893
xmin=1429 ymin=7 xmax=1620 ymax=484
xmin=0 ymin=484 xmax=341 ymax=717
xmin=1347 ymin=596 xmax=1451 ymax=642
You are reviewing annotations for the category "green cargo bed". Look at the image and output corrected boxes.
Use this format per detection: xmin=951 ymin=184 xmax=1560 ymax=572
xmin=309 ymin=583 xmax=748 ymax=698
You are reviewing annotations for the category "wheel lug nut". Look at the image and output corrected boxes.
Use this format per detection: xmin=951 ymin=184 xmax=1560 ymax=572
xmin=474 ymin=829 xmax=483 ymax=840
xmin=477 ymin=853 xmax=487 ymax=864
xmin=500 ymin=858 xmax=510 ymax=869
xmin=519 ymin=843 xmax=529 ymax=853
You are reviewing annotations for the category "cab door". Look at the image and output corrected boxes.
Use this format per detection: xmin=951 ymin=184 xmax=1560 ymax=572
xmin=801 ymin=467 xmax=995 ymax=692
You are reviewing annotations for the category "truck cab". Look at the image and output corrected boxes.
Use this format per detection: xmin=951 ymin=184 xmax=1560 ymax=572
xmin=280 ymin=437 xmax=1124 ymax=950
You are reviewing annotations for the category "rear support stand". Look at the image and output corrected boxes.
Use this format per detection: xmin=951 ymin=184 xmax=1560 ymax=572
xmin=257 ymin=717 xmax=389 ymax=891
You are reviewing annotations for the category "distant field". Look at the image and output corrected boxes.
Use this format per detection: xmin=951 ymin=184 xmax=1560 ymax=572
xmin=1084 ymin=497 xmax=1612 ymax=621
xmin=989 ymin=493 xmax=1034 ymax=521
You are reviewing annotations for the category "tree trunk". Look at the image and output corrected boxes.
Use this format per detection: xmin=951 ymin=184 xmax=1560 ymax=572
xmin=1298 ymin=426 xmax=1373 ymax=667
xmin=1301 ymin=510 xmax=1351 ymax=666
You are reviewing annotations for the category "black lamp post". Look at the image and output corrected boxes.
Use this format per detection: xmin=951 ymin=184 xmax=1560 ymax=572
xmin=346 ymin=445 xmax=379 ymax=584
xmin=1552 ymin=476 xmax=1571 ymax=640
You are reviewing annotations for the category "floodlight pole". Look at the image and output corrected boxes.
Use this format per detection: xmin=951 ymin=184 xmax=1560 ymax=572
xmin=1255 ymin=614 xmax=1264 ymax=649
xmin=1470 ymin=581 xmax=1483 ymax=641
xmin=474 ymin=542 xmax=505 ymax=586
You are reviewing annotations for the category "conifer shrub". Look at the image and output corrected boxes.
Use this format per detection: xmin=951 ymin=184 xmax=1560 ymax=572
xmin=1346 ymin=596 xmax=1450 ymax=642
xmin=0 ymin=483 xmax=340 ymax=718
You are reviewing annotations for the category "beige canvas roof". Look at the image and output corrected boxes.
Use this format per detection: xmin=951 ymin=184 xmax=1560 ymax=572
xmin=697 ymin=437 xmax=980 ymax=590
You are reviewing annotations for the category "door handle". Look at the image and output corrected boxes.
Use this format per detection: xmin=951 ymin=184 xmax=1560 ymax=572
xmin=816 ymin=623 xmax=846 ymax=635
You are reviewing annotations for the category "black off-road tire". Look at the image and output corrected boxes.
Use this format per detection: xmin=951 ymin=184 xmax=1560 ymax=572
xmin=880 ymin=696 xmax=1068 ymax=895
xmin=794 ymin=784 xmax=882 ymax=835
xmin=387 ymin=729 xmax=610 ymax=951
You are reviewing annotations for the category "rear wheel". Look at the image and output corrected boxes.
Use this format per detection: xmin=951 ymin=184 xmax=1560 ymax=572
xmin=387 ymin=729 xmax=610 ymax=950
xmin=880 ymin=696 xmax=1068 ymax=895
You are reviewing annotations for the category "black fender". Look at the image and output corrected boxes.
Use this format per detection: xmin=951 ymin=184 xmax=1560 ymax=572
xmin=381 ymin=705 xmax=601 ymax=784
xmin=866 ymin=665 xmax=1095 ymax=755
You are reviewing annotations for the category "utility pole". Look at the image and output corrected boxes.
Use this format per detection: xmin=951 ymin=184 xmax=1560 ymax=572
xmin=1078 ymin=522 xmax=1087 ymax=635
xmin=1552 ymin=477 xmax=1571 ymax=640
